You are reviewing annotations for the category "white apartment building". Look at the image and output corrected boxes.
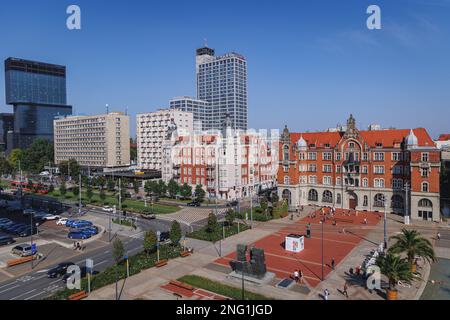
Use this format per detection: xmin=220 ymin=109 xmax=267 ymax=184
xmin=54 ymin=112 xmax=130 ymax=168
xmin=137 ymin=108 xmax=193 ymax=170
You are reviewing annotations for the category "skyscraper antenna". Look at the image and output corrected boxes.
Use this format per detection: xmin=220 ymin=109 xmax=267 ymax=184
xmin=204 ymin=38 xmax=208 ymax=47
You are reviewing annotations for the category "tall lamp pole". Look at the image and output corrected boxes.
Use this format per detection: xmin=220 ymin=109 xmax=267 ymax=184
xmin=78 ymin=174 xmax=82 ymax=215
xmin=383 ymin=196 xmax=388 ymax=250
xmin=321 ymin=217 xmax=324 ymax=281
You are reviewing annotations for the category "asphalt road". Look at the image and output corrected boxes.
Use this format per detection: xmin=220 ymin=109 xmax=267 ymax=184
xmin=0 ymin=236 xmax=143 ymax=300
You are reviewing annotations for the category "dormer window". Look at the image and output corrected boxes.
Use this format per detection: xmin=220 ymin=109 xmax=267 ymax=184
xmin=324 ymin=143 xmax=330 ymax=148
xmin=309 ymin=143 xmax=316 ymax=148
xmin=376 ymin=142 xmax=383 ymax=148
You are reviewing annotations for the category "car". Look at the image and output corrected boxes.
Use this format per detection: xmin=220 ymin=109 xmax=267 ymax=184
xmin=22 ymin=208 xmax=36 ymax=216
xmin=47 ymin=262 xmax=75 ymax=278
xmin=159 ymin=231 xmax=170 ymax=242
xmin=65 ymin=219 xmax=78 ymax=228
xmin=0 ymin=221 xmax=15 ymax=230
xmin=39 ymin=171 xmax=50 ymax=176
xmin=187 ymin=200 xmax=201 ymax=207
xmin=227 ymin=200 xmax=239 ymax=207
xmin=71 ymin=220 xmax=93 ymax=228
xmin=73 ymin=226 xmax=98 ymax=236
xmin=0 ymin=234 xmax=14 ymax=246
xmin=0 ymin=218 xmax=12 ymax=223
xmin=102 ymin=206 xmax=114 ymax=213
xmin=68 ymin=231 xmax=91 ymax=240
xmin=61 ymin=266 xmax=98 ymax=283
xmin=16 ymin=227 xmax=38 ymax=237
xmin=56 ymin=218 xmax=69 ymax=226
xmin=11 ymin=244 xmax=33 ymax=257
xmin=41 ymin=214 xmax=61 ymax=221
xmin=5 ymin=224 xmax=27 ymax=233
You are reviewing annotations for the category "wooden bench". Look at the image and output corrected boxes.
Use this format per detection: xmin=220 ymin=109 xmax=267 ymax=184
xmin=155 ymin=259 xmax=168 ymax=268
xmin=180 ymin=251 xmax=191 ymax=257
xmin=68 ymin=291 xmax=88 ymax=301
xmin=7 ymin=256 xmax=33 ymax=267
xmin=169 ymin=280 xmax=194 ymax=291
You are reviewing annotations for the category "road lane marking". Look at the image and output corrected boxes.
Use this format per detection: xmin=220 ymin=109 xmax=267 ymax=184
xmin=0 ymin=281 xmax=18 ymax=290
xmin=0 ymin=284 xmax=21 ymax=294
xmin=95 ymin=260 xmax=108 ymax=267
xmin=25 ymin=291 xmax=46 ymax=300
xmin=10 ymin=288 xmax=37 ymax=300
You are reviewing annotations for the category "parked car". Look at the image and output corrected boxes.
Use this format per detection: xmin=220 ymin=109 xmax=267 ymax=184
xmin=73 ymin=226 xmax=98 ymax=236
xmin=65 ymin=219 xmax=78 ymax=228
xmin=22 ymin=208 xmax=36 ymax=216
xmin=11 ymin=244 xmax=33 ymax=257
xmin=68 ymin=231 xmax=91 ymax=240
xmin=5 ymin=224 xmax=27 ymax=234
xmin=102 ymin=206 xmax=114 ymax=213
xmin=0 ymin=234 xmax=14 ymax=246
xmin=47 ymin=262 xmax=75 ymax=278
xmin=71 ymin=220 xmax=93 ymax=228
xmin=0 ymin=221 xmax=15 ymax=230
xmin=187 ymin=200 xmax=201 ymax=207
xmin=16 ymin=226 xmax=38 ymax=237
xmin=56 ymin=218 xmax=69 ymax=226
xmin=159 ymin=231 xmax=170 ymax=242
xmin=41 ymin=214 xmax=61 ymax=221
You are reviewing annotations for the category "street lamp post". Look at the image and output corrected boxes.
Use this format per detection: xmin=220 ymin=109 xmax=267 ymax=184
xmin=321 ymin=217 xmax=324 ymax=281
xmin=384 ymin=196 xmax=388 ymax=250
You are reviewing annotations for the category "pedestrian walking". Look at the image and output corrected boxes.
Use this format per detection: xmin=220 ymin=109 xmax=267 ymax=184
xmin=363 ymin=218 xmax=367 ymax=225
xmin=323 ymin=289 xmax=330 ymax=301
xmin=437 ymin=232 xmax=441 ymax=241
xmin=343 ymin=281 xmax=349 ymax=298
xmin=299 ymin=270 xmax=304 ymax=284
xmin=331 ymin=258 xmax=335 ymax=270
xmin=293 ymin=270 xmax=299 ymax=283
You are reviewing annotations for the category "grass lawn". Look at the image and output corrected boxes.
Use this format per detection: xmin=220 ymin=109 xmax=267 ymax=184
xmin=178 ymin=275 xmax=273 ymax=300
xmin=48 ymin=190 xmax=180 ymax=215
xmin=112 ymin=218 xmax=136 ymax=228
xmin=187 ymin=222 xmax=250 ymax=242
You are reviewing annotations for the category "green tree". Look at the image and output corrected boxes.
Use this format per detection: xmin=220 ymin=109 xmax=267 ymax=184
xmin=0 ymin=157 xmax=13 ymax=175
xmin=58 ymin=158 xmax=80 ymax=180
xmin=48 ymin=184 xmax=55 ymax=194
xmin=59 ymin=181 xmax=67 ymax=196
xmin=206 ymin=212 xmax=218 ymax=233
xmin=271 ymin=193 xmax=279 ymax=204
xmin=180 ymin=183 xmax=192 ymax=199
xmin=7 ymin=149 xmax=23 ymax=170
xmin=86 ymin=184 xmax=94 ymax=203
xmin=158 ymin=180 xmax=167 ymax=197
xmin=225 ymin=208 xmax=235 ymax=226
xmin=376 ymin=252 xmax=418 ymax=294
xmin=72 ymin=185 xmax=80 ymax=197
xmin=167 ymin=179 xmax=179 ymax=198
xmin=20 ymin=139 xmax=54 ymax=173
xmin=107 ymin=178 xmax=116 ymax=192
xmin=99 ymin=188 xmax=106 ymax=204
xmin=133 ymin=180 xmax=140 ymax=195
xmin=195 ymin=185 xmax=206 ymax=202
xmin=97 ymin=176 xmax=106 ymax=190
xmin=143 ymin=230 xmax=157 ymax=254
xmin=260 ymin=198 xmax=269 ymax=219
xmin=389 ymin=229 xmax=436 ymax=266
xmin=144 ymin=180 xmax=158 ymax=196
xmin=170 ymin=220 xmax=182 ymax=245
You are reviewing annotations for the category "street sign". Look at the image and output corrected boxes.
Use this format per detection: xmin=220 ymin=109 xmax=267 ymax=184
xmin=156 ymin=230 xmax=161 ymax=242
xmin=86 ymin=258 xmax=94 ymax=273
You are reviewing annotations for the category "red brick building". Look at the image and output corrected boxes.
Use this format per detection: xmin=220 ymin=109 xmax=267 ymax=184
xmin=278 ymin=115 xmax=441 ymax=222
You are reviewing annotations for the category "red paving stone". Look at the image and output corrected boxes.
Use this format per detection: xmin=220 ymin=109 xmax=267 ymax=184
xmin=215 ymin=208 xmax=380 ymax=288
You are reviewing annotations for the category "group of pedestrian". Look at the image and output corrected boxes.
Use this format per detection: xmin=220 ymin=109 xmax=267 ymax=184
xmin=293 ymin=269 xmax=304 ymax=284
xmin=73 ymin=241 xmax=84 ymax=251
xmin=322 ymin=282 xmax=349 ymax=301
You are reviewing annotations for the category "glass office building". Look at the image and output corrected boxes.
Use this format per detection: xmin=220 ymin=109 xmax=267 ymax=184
xmin=4 ymin=58 xmax=72 ymax=150
xmin=196 ymin=47 xmax=248 ymax=131
xmin=0 ymin=113 xmax=14 ymax=153
xmin=170 ymin=96 xmax=212 ymax=131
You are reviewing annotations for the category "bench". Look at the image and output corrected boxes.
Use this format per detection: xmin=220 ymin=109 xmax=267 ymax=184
xmin=169 ymin=280 xmax=194 ymax=291
xmin=7 ymin=256 xmax=34 ymax=267
xmin=68 ymin=291 xmax=89 ymax=301
xmin=155 ymin=259 xmax=168 ymax=268
xmin=180 ymin=251 xmax=191 ymax=257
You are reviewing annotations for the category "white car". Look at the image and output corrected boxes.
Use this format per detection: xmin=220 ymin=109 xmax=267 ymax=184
xmin=56 ymin=218 xmax=69 ymax=226
xmin=42 ymin=214 xmax=61 ymax=221
xmin=102 ymin=206 xmax=114 ymax=213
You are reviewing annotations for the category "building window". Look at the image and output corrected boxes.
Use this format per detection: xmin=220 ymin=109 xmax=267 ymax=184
xmin=392 ymin=179 xmax=403 ymax=189
xmin=323 ymin=164 xmax=332 ymax=173
xmin=322 ymin=190 xmax=333 ymax=203
xmin=283 ymin=165 xmax=289 ymax=173
xmin=374 ymin=193 xmax=385 ymax=207
xmin=421 ymin=153 xmax=429 ymax=162
xmin=323 ymin=176 xmax=332 ymax=185
xmin=374 ymin=152 xmax=385 ymax=161
xmin=418 ymin=198 xmax=432 ymax=208
xmin=421 ymin=182 xmax=429 ymax=193
xmin=284 ymin=176 xmax=290 ymax=185
xmin=308 ymin=189 xmax=318 ymax=201
xmin=362 ymin=152 xmax=368 ymax=161
xmin=392 ymin=152 xmax=402 ymax=161
xmin=363 ymin=195 xmax=368 ymax=206
xmin=283 ymin=145 xmax=289 ymax=161
xmin=374 ymin=166 xmax=385 ymax=174
xmin=362 ymin=166 xmax=368 ymax=174
xmin=323 ymin=152 xmax=332 ymax=161
xmin=335 ymin=152 xmax=341 ymax=161
xmin=309 ymin=176 xmax=317 ymax=184
xmin=374 ymin=178 xmax=385 ymax=188
xmin=362 ymin=178 xmax=368 ymax=188
xmin=336 ymin=177 xmax=341 ymax=186
xmin=308 ymin=152 xmax=317 ymax=160
xmin=421 ymin=168 xmax=429 ymax=177
xmin=336 ymin=193 xmax=341 ymax=204
xmin=349 ymin=142 xmax=355 ymax=149
xmin=336 ymin=165 xmax=342 ymax=174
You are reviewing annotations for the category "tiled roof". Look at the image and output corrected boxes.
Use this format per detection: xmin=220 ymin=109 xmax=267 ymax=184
xmin=437 ymin=134 xmax=450 ymax=141
xmin=290 ymin=128 xmax=435 ymax=148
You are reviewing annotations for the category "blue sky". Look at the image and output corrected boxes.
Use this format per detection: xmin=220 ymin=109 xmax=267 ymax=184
xmin=0 ymin=0 xmax=449 ymax=138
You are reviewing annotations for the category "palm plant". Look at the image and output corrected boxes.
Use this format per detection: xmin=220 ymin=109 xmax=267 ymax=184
xmin=389 ymin=229 xmax=436 ymax=266
xmin=376 ymin=252 xmax=417 ymax=292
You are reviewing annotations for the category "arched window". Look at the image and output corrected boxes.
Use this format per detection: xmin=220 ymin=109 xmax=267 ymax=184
xmin=418 ymin=198 xmax=432 ymax=208
xmin=308 ymin=189 xmax=318 ymax=201
xmin=374 ymin=193 xmax=385 ymax=207
xmin=284 ymin=176 xmax=290 ymax=185
xmin=336 ymin=193 xmax=341 ymax=204
xmin=283 ymin=145 xmax=290 ymax=161
xmin=322 ymin=190 xmax=333 ymax=203
xmin=363 ymin=195 xmax=368 ymax=206
xmin=363 ymin=178 xmax=368 ymax=188
xmin=391 ymin=195 xmax=404 ymax=209
xmin=282 ymin=189 xmax=291 ymax=205
xmin=421 ymin=182 xmax=429 ymax=193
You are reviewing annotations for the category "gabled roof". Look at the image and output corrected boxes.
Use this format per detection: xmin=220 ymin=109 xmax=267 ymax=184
xmin=437 ymin=134 xmax=450 ymax=141
xmin=289 ymin=128 xmax=435 ymax=149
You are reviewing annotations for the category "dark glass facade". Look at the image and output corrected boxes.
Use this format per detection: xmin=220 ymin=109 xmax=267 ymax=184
xmin=0 ymin=113 xmax=14 ymax=152
xmin=4 ymin=58 xmax=72 ymax=150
